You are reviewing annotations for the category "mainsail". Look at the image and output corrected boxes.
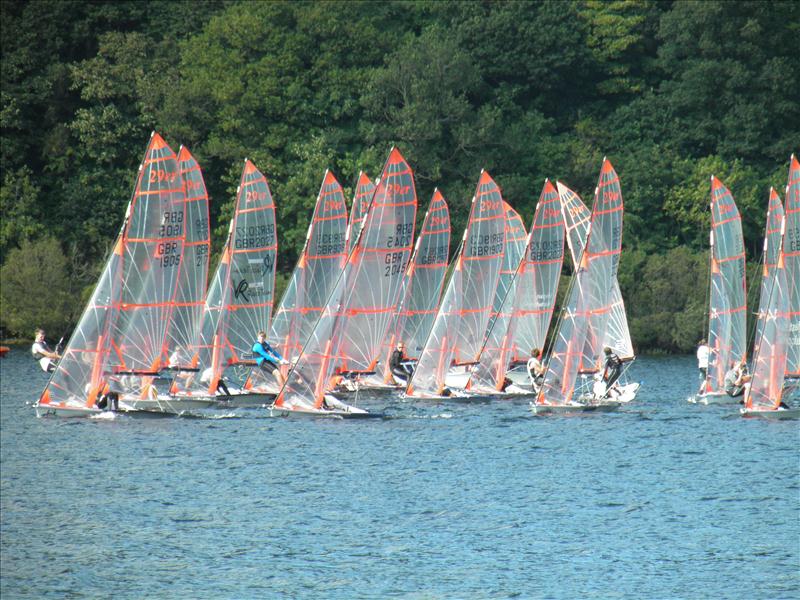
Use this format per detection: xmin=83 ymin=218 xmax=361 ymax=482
xmin=745 ymin=233 xmax=789 ymax=410
xmin=752 ymin=188 xmax=784 ymax=361
xmin=406 ymin=171 xmax=506 ymax=397
xmin=348 ymin=171 xmax=375 ymax=252
xmin=559 ymin=181 xmax=633 ymax=363
xmin=277 ymin=148 xmax=417 ymax=409
xmin=470 ymin=180 xmax=564 ymax=391
xmin=704 ymin=176 xmax=747 ymax=395
xmin=270 ymin=170 xmax=348 ymax=360
xmin=536 ymin=160 xmax=624 ymax=405
xmin=192 ymin=160 xmax=277 ymax=394
xmin=109 ymin=133 xmax=186 ymax=377
xmin=166 ymin=146 xmax=211 ymax=367
xmin=784 ymin=154 xmax=800 ymax=378
xmin=486 ymin=203 xmax=527 ymax=334
xmin=38 ymin=132 xmax=184 ymax=409
xmin=380 ymin=189 xmax=451 ymax=382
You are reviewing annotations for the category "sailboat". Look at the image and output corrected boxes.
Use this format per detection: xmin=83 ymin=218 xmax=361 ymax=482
xmin=269 ymin=170 xmax=349 ymax=363
xmin=531 ymin=159 xmax=633 ymax=414
xmin=35 ymin=132 xmax=186 ymax=417
xmin=404 ymin=171 xmax=506 ymax=400
xmin=374 ymin=189 xmax=451 ymax=388
xmin=470 ymin=180 xmax=565 ymax=395
xmin=271 ymin=148 xmax=417 ymax=416
xmin=558 ymin=180 xmax=637 ymax=399
xmin=742 ymin=185 xmax=799 ymax=418
xmin=752 ymin=189 xmax=785 ymax=364
xmin=693 ymin=176 xmax=747 ymax=404
xmin=175 ymin=159 xmax=278 ymax=407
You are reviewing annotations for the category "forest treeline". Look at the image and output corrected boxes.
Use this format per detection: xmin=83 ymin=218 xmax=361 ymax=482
xmin=1 ymin=0 xmax=798 ymax=352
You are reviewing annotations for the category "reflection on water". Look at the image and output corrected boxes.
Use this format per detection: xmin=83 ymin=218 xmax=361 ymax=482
xmin=2 ymin=349 xmax=798 ymax=598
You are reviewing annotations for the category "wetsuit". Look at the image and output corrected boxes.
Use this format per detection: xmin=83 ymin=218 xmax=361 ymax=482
xmin=253 ymin=340 xmax=283 ymax=374
xmin=603 ymin=352 xmax=623 ymax=389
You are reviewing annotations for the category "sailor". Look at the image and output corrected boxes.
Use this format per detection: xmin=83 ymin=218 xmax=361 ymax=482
xmin=31 ymin=329 xmax=60 ymax=373
xmin=253 ymin=331 xmax=288 ymax=387
xmin=527 ymin=348 xmax=545 ymax=385
xmin=200 ymin=366 xmax=232 ymax=397
xmin=696 ymin=339 xmax=709 ymax=380
xmin=389 ymin=341 xmax=414 ymax=383
xmin=724 ymin=360 xmax=751 ymax=398
xmin=602 ymin=347 xmax=623 ymax=389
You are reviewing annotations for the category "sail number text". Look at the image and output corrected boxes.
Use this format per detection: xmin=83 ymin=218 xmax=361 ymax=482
xmin=316 ymin=232 xmax=345 ymax=255
xmin=387 ymin=223 xmax=413 ymax=249
xmin=418 ymin=244 xmax=449 ymax=265
xmin=529 ymin=240 xmax=563 ymax=261
xmin=160 ymin=211 xmax=184 ymax=237
xmin=470 ymin=233 xmax=504 ymax=256
xmin=156 ymin=241 xmax=180 ymax=267
xmin=384 ymin=251 xmax=407 ymax=277
xmin=235 ymin=224 xmax=275 ymax=249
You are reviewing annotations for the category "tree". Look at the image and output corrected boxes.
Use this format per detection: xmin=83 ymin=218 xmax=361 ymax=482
xmin=0 ymin=237 xmax=79 ymax=337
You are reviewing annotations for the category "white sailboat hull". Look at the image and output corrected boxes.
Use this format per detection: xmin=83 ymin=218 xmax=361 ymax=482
xmin=740 ymin=407 xmax=800 ymax=419
xmin=118 ymin=394 xmax=216 ymax=413
xmin=530 ymin=401 xmax=621 ymax=415
xmin=35 ymin=402 xmax=104 ymax=418
xmin=268 ymin=394 xmax=377 ymax=418
xmin=690 ymin=391 xmax=740 ymax=405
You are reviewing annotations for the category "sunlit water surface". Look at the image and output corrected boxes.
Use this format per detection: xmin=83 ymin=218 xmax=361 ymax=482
xmin=2 ymin=349 xmax=798 ymax=598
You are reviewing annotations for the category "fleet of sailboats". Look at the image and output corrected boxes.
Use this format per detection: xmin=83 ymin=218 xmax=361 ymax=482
xmin=32 ymin=131 xmax=799 ymax=419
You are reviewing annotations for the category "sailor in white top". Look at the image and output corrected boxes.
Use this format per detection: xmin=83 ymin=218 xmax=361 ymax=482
xmin=31 ymin=329 xmax=60 ymax=373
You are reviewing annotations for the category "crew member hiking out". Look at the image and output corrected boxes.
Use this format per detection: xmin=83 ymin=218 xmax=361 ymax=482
xmin=389 ymin=341 xmax=414 ymax=384
xmin=253 ymin=331 xmax=287 ymax=387
xmin=31 ymin=329 xmax=60 ymax=373
xmin=602 ymin=347 xmax=623 ymax=390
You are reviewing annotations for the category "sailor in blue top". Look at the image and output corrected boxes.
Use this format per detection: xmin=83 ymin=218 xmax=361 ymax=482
xmin=253 ymin=330 xmax=287 ymax=387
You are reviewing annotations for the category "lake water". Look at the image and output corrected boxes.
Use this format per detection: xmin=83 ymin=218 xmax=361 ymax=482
xmin=1 ymin=348 xmax=798 ymax=599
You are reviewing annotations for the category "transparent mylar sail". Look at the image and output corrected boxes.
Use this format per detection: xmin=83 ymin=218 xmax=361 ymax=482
xmin=270 ymin=170 xmax=348 ymax=360
xmin=277 ymin=148 xmax=417 ymax=409
xmin=704 ymin=176 xmax=747 ymax=395
xmin=406 ymin=171 xmax=506 ymax=397
xmin=380 ymin=190 xmax=451 ymax=382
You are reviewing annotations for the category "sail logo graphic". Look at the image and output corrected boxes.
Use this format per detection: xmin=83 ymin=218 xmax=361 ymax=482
xmin=245 ymin=189 xmax=269 ymax=203
xmin=718 ymin=202 xmax=735 ymax=215
xmin=384 ymin=183 xmax=411 ymax=201
xmin=430 ymin=215 xmax=449 ymax=228
xmin=543 ymin=208 xmax=561 ymax=221
xmin=324 ymin=200 xmax=343 ymax=213
xmin=148 ymin=169 xmax=177 ymax=184
xmin=601 ymin=190 xmax=620 ymax=204
xmin=480 ymin=199 xmax=501 ymax=212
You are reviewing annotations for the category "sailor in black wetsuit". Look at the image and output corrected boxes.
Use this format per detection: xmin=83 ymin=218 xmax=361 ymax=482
xmin=389 ymin=341 xmax=414 ymax=383
xmin=602 ymin=346 xmax=623 ymax=390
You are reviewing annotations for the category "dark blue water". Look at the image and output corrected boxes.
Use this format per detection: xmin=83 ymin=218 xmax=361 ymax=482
xmin=2 ymin=348 xmax=798 ymax=598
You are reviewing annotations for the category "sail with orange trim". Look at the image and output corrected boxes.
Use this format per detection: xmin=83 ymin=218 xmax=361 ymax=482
xmin=37 ymin=132 xmax=181 ymax=413
xmin=165 ymin=146 xmax=211 ymax=368
xmin=752 ymin=188 xmax=784 ymax=361
xmin=536 ymin=160 xmax=624 ymax=406
xmin=405 ymin=171 xmax=506 ymax=397
xmin=277 ymin=148 xmax=417 ymax=409
xmin=380 ymin=189 xmax=451 ymax=383
xmin=470 ymin=180 xmax=565 ymax=392
xmin=784 ymin=154 xmax=800 ymax=378
xmin=191 ymin=159 xmax=277 ymax=395
xmin=485 ymin=203 xmax=527 ymax=336
xmin=348 ymin=172 xmax=375 ymax=252
xmin=269 ymin=170 xmax=348 ymax=361
xmin=108 ymin=133 xmax=186 ymax=386
xmin=559 ymin=178 xmax=633 ymax=366
xmin=745 ymin=227 xmax=789 ymax=411
xmin=703 ymin=176 xmax=747 ymax=396
xmin=37 ymin=217 xmax=126 ymax=413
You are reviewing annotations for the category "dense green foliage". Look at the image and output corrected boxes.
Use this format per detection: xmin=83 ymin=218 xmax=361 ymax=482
xmin=1 ymin=0 xmax=797 ymax=352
